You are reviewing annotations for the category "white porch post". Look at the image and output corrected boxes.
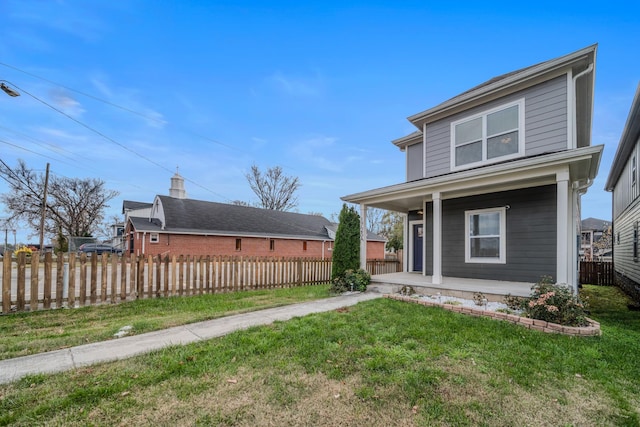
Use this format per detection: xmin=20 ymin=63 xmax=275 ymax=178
xmin=403 ymin=213 xmax=409 ymax=272
xmin=360 ymin=204 xmax=367 ymax=270
xmin=432 ymin=192 xmax=442 ymax=284
xmin=556 ymin=170 xmax=570 ymax=285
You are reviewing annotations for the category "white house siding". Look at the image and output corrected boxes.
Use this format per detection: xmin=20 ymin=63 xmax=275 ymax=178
xmin=424 ymin=76 xmax=568 ymax=179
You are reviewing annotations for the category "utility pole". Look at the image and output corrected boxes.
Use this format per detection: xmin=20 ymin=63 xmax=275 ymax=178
xmin=39 ymin=162 xmax=50 ymax=252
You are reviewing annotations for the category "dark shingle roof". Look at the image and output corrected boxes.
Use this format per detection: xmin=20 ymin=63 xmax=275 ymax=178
xmin=123 ymin=200 xmax=153 ymax=213
xmin=155 ymin=195 xmax=333 ymax=240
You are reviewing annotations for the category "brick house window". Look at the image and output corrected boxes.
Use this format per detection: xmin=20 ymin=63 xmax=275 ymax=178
xmin=303 ymin=241 xmax=307 ymax=251
xmin=236 ymin=238 xmax=242 ymax=251
xmin=269 ymin=239 xmax=275 ymax=251
xmin=150 ymin=233 xmax=159 ymax=243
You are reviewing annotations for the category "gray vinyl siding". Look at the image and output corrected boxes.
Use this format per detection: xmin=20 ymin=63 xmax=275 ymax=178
xmin=613 ymin=138 xmax=640 ymax=285
xmin=406 ymin=143 xmax=424 ymax=181
xmin=437 ymin=185 xmax=557 ymax=282
xmin=613 ymin=198 xmax=640 ymax=286
xmin=423 ymin=76 xmax=568 ymax=179
xmin=612 ymin=137 xmax=640 ymax=219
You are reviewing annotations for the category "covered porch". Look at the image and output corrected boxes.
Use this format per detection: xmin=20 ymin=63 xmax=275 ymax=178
xmin=368 ymin=272 xmax=532 ymax=302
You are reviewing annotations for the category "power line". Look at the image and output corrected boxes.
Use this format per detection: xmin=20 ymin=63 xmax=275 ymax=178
xmin=0 ymin=62 xmax=243 ymax=153
xmin=2 ymin=80 xmax=233 ymax=203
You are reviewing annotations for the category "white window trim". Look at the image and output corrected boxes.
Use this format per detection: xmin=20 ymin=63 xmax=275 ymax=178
xmin=465 ymin=207 xmax=506 ymax=264
xmin=450 ymin=99 xmax=525 ymax=171
xmin=149 ymin=233 xmax=159 ymax=243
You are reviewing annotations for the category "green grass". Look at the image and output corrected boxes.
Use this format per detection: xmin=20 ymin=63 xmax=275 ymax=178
xmin=0 ymin=285 xmax=639 ymax=426
xmin=0 ymin=285 xmax=330 ymax=360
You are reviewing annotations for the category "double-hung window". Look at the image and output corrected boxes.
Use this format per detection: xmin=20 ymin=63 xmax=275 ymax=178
xmin=452 ymin=99 xmax=524 ymax=170
xmin=465 ymin=207 xmax=506 ymax=263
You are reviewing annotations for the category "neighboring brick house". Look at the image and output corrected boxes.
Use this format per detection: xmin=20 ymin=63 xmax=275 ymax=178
xmin=124 ymin=173 xmax=385 ymax=258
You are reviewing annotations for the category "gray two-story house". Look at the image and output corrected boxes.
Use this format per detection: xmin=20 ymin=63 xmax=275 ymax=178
xmin=343 ymin=45 xmax=603 ymax=293
xmin=605 ymin=83 xmax=640 ymax=302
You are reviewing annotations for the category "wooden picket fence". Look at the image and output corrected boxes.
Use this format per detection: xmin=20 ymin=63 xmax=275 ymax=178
xmin=579 ymin=260 xmax=614 ymax=286
xmin=1 ymin=253 xmax=400 ymax=314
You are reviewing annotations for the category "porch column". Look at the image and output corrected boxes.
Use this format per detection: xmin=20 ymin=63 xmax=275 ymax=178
xmin=432 ymin=192 xmax=442 ymax=284
xmin=403 ymin=213 xmax=409 ymax=272
xmin=360 ymin=204 xmax=367 ymax=270
xmin=556 ymin=170 xmax=569 ymax=285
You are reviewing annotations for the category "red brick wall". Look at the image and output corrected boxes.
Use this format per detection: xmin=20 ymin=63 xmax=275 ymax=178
xmin=126 ymin=229 xmax=386 ymax=260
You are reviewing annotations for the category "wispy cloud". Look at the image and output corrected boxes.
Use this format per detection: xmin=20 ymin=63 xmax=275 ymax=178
xmin=267 ymin=71 xmax=324 ymax=97
xmin=49 ymin=89 xmax=86 ymax=117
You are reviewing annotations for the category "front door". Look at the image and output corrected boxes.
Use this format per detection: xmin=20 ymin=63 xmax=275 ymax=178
xmin=413 ymin=224 xmax=423 ymax=272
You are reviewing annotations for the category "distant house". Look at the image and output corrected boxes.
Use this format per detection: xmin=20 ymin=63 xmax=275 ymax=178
xmin=605 ymin=83 xmax=640 ymax=301
xmin=580 ymin=217 xmax=611 ymax=261
xmin=342 ymin=45 xmax=603 ymax=292
xmin=124 ymin=173 xmax=386 ymax=258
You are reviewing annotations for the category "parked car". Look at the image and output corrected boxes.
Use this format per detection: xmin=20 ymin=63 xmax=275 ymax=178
xmin=78 ymin=243 xmax=122 ymax=256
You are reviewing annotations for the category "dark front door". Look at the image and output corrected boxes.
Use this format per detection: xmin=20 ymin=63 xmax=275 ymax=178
xmin=413 ymin=224 xmax=423 ymax=272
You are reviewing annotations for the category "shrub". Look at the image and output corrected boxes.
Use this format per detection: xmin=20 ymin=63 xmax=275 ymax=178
xmin=331 ymin=204 xmax=360 ymax=280
xmin=329 ymin=269 xmax=371 ymax=294
xmin=503 ymin=294 xmax=525 ymax=311
xmin=522 ymin=277 xmax=589 ymax=327
xmin=473 ymin=292 xmax=486 ymax=306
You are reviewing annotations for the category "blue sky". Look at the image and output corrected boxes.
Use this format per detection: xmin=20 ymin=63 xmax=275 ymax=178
xmin=0 ymin=1 xmax=639 ymax=243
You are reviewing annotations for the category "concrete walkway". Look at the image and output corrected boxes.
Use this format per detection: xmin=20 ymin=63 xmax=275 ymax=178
xmin=0 ymin=292 xmax=382 ymax=385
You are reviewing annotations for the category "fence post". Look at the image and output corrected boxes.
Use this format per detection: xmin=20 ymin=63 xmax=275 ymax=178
xmin=30 ymin=254 xmax=40 ymax=310
xmin=2 ymin=252 xmax=11 ymax=313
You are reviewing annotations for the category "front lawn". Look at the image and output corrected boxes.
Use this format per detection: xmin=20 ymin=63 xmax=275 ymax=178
xmin=0 ymin=285 xmax=638 ymax=426
xmin=0 ymin=285 xmax=330 ymax=360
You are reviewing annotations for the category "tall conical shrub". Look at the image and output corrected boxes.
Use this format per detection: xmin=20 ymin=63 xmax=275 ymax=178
xmin=331 ymin=204 xmax=361 ymax=279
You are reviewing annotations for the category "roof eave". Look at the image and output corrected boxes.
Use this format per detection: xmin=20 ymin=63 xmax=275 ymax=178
xmin=408 ymin=44 xmax=597 ymax=129
xmin=605 ymin=83 xmax=640 ymax=191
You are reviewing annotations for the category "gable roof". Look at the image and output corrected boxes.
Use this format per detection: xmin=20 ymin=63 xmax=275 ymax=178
xmin=122 ymin=200 xmax=153 ymax=213
xmin=581 ymin=217 xmax=610 ymax=231
xmin=605 ymin=83 xmax=640 ymax=191
xmin=325 ymin=223 xmax=386 ymax=242
xmin=407 ymin=44 xmax=597 ymax=131
xmin=131 ymin=196 xmax=333 ymax=240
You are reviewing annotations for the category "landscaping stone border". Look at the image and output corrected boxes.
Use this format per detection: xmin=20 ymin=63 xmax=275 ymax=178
xmin=385 ymin=294 xmax=601 ymax=337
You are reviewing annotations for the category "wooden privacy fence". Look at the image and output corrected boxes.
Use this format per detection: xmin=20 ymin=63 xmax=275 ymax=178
xmin=579 ymin=261 xmax=614 ymax=286
xmin=1 ymin=253 xmax=401 ymax=314
xmin=367 ymin=259 xmax=402 ymax=275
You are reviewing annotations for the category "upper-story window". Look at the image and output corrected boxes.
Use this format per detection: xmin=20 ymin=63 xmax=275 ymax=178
xmin=451 ymin=99 xmax=525 ymax=170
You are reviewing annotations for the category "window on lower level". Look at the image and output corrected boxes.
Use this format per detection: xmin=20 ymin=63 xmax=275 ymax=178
xmin=269 ymin=239 xmax=275 ymax=251
xmin=303 ymin=241 xmax=308 ymax=251
xmin=465 ymin=207 xmax=506 ymax=264
xmin=236 ymin=238 xmax=242 ymax=251
xmin=451 ymin=99 xmax=524 ymax=170
xmin=150 ymin=233 xmax=159 ymax=243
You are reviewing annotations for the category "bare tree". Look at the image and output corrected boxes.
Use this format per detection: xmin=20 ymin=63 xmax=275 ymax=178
xmin=0 ymin=159 xmax=119 ymax=240
xmin=245 ymin=164 xmax=300 ymax=211
xmin=365 ymin=207 xmax=385 ymax=234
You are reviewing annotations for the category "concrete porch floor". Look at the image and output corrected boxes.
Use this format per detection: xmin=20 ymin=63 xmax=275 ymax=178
xmin=369 ymin=272 xmax=533 ymax=302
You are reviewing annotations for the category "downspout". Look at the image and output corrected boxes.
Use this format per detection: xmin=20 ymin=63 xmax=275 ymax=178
xmin=571 ymin=63 xmax=594 ymax=148
xmin=142 ymin=232 xmax=146 ymax=256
